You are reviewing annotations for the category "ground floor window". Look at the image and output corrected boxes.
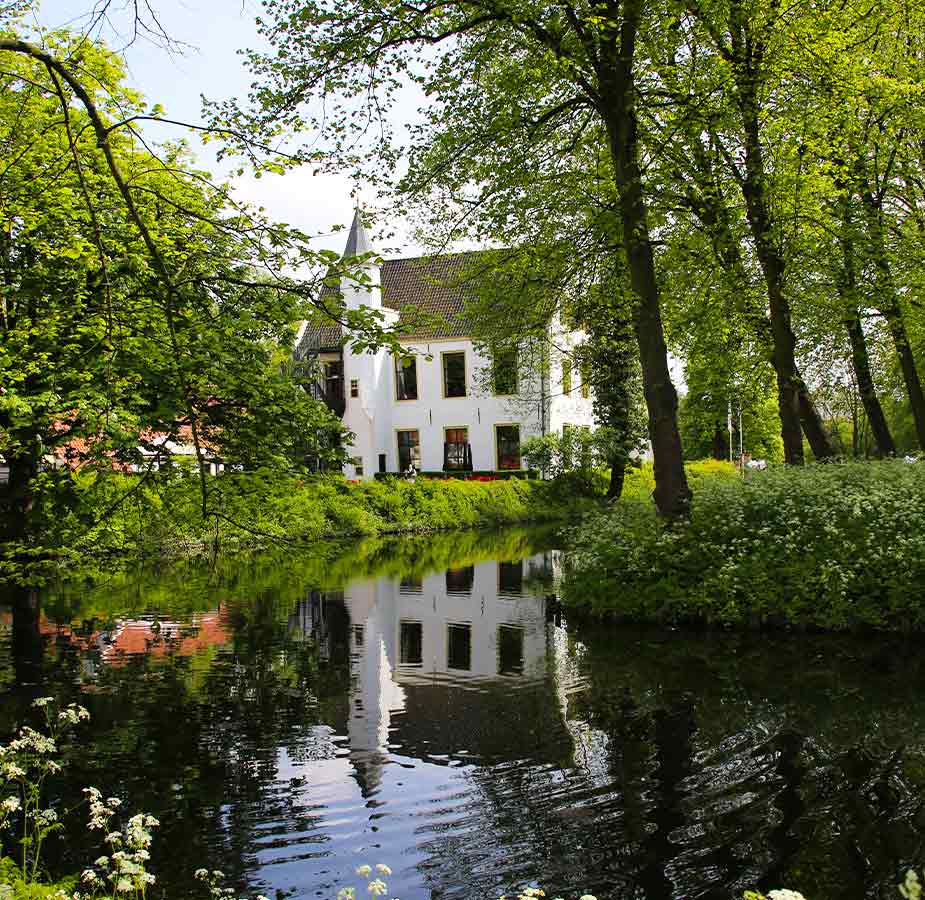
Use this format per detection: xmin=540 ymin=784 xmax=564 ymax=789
xmin=397 ymin=429 xmax=421 ymax=472
xmin=447 ymin=623 xmax=472 ymax=671
xmin=400 ymin=621 xmax=423 ymax=666
xmin=498 ymin=625 xmax=524 ymax=676
xmin=499 ymin=560 xmax=523 ymax=594
xmin=495 ymin=424 xmax=521 ymax=470
xmin=446 ymin=565 xmax=474 ymax=594
xmin=351 ymin=456 xmax=364 ymax=476
xmin=444 ymin=427 xmax=472 ymax=470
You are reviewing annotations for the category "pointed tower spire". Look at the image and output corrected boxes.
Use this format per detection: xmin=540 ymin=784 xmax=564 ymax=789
xmin=343 ymin=205 xmax=373 ymax=258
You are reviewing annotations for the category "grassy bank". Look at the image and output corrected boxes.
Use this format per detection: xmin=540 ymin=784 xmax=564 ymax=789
xmin=562 ymin=460 xmax=925 ymax=631
xmin=4 ymin=471 xmax=596 ymax=584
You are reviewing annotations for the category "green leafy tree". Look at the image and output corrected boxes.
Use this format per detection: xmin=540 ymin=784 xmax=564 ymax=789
xmin=0 ymin=24 xmax=403 ymax=558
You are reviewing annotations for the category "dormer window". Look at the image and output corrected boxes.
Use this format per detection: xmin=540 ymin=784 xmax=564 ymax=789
xmin=395 ymin=355 xmax=418 ymax=400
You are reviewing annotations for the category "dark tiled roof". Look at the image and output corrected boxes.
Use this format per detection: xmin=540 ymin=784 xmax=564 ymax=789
xmin=296 ymin=250 xmax=497 ymax=353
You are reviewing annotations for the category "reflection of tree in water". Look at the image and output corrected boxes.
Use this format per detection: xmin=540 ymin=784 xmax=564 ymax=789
xmin=565 ymin=627 xmax=925 ymax=900
xmin=5 ymin=541 xmax=925 ymax=900
xmin=402 ymin=623 xmax=925 ymax=900
xmin=0 ymin=585 xmax=353 ymax=898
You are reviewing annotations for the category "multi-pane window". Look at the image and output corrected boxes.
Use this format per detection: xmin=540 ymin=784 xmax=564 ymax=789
xmin=499 ymin=560 xmax=523 ymax=594
xmin=492 ymin=349 xmax=518 ymax=395
xmin=400 ymin=621 xmax=423 ymax=666
xmin=397 ymin=429 xmax=421 ymax=472
xmin=324 ymin=360 xmax=343 ymax=400
xmin=446 ymin=566 xmax=474 ymax=594
xmin=447 ymin=623 xmax=472 ymax=671
xmin=395 ymin=355 xmax=418 ymax=400
xmin=495 ymin=424 xmax=521 ymax=470
xmin=351 ymin=456 xmax=364 ymax=476
xmin=350 ymin=378 xmax=359 ymax=398
xmin=562 ymin=423 xmax=573 ymax=469
xmin=580 ymin=361 xmax=591 ymax=399
xmin=442 ymin=351 xmax=466 ymax=397
xmin=444 ymin=427 xmax=471 ymax=470
xmin=561 ymin=358 xmax=572 ymax=395
xmin=498 ymin=625 xmax=524 ymax=676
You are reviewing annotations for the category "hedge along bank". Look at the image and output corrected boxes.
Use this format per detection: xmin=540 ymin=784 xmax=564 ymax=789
xmin=10 ymin=469 xmax=597 ymax=576
xmin=561 ymin=460 xmax=925 ymax=632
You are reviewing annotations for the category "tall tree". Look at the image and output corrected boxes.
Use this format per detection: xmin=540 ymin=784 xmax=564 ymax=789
xmin=0 ymin=25 xmax=397 ymax=551
xmin=233 ymin=0 xmax=692 ymax=516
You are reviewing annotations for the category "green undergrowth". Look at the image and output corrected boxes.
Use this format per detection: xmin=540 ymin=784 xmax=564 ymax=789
xmin=562 ymin=460 xmax=925 ymax=631
xmin=2 ymin=471 xmax=597 ymax=585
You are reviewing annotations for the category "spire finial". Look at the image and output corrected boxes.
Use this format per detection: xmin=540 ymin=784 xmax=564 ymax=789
xmin=343 ymin=205 xmax=373 ymax=259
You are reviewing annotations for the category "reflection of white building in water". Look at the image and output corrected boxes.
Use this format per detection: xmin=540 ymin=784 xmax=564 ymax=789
xmin=344 ymin=555 xmax=554 ymax=758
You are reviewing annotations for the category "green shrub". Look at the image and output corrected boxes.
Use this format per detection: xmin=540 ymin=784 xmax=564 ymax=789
xmin=3 ymin=469 xmax=596 ymax=584
xmin=562 ymin=460 xmax=925 ymax=631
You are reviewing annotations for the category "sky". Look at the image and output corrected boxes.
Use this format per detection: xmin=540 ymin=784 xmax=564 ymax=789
xmin=34 ymin=0 xmax=420 ymax=256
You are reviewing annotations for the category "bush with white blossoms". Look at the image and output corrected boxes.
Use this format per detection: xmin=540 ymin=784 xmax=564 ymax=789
xmin=0 ymin=697 xmax=163 ymax=900
xmin=1 ymin=697 xmax=89 ymax=882
xmin=563 ymin=461 xmax=925 ymax=630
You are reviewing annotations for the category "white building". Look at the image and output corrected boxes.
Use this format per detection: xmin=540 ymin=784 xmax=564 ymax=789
xmin=295 ymin=210 xmax=597 ymax=478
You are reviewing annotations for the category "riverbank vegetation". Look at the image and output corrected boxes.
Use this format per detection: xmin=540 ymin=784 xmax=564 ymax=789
xmin=563 ymin=460 xmax=925 ymax=631
xmin=0 ymin=471 xmax=593 ymax=586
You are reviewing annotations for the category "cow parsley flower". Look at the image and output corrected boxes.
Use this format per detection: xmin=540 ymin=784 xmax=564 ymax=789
xmin=356 ymin=865 xmax=372 ymax=878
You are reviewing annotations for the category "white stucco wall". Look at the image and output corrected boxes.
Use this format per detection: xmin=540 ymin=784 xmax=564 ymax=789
xmin=331 ymin=266 xmax=598 ymax=479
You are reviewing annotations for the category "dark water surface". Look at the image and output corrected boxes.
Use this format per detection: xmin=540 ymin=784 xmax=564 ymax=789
xmin=1 ymin=527 xmax=924 ymax=900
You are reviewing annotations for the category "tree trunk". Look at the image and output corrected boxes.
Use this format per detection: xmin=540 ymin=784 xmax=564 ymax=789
xmin=726 ymin=3 xmax=834 ymax=464
xmin=862 ymin=189 xmax=925 ymax=449
xmin=680 ymin=129 xmax=833 ymax=461
xmin=599 ymin=0 xmax=691 ymax=518
xmin=712 ymin=422 xmax=729 ymax=461
xmin=838 ymin=223 xmax=895 ymax=456
xmin=607 ymin=457 xmax=626 ymax=499
xmin=3 ymin=447 xmax=39 ymax=543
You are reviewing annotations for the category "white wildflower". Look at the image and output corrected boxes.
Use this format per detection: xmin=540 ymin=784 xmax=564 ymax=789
xmin=356 ymin=865 xmax=372 ymax=878
xmin=901 ymin=872 xmax=922 ymax=900
xmin=768 ymin=892 xmax=806 ymax=900
xmin=115 ymin=878 xmax=132 ymax=893
xmin=367 ymin=879 xmax=387 ymax=897
xmin=80 ymin=870 xmax=99 ymax=884
xmin=195 ymin=869 xmax=209 ymax=880
xmin=32 ymin=697 xmax=53 ymax=708
xmin=375 ymin=865 xmax=392 ymax=877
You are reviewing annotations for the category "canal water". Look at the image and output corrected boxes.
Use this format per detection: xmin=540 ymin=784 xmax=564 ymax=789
xmin=1 ymin=526 xmax=923 ymax=900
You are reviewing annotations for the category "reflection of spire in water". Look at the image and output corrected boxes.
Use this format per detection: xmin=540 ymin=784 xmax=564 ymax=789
xmin=344 ymin=576 xmax=404 ymax=796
